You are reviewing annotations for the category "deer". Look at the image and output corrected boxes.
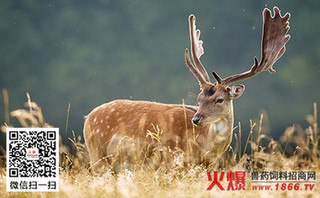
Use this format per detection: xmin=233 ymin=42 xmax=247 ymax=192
xmin=84 ymin=7 xmax=290 ymax=173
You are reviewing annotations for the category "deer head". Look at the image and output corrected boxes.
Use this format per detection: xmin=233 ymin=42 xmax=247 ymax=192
xmin=186 ymin=7 xmax=290 ymax=126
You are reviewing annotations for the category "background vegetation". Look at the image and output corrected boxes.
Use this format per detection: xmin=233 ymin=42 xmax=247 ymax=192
xmin=0 ymin=93 xmax=318 ymax=197
xmin=0 ymin=0 xmax=319 ymax=147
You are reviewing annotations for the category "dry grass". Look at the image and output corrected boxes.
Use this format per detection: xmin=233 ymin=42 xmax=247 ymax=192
xmin=0 ymin=91 xmax=319 ymax=197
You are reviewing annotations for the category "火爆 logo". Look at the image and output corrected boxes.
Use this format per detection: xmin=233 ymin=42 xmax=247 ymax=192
xmin=26 ymin=148 xmax=39 ymax=160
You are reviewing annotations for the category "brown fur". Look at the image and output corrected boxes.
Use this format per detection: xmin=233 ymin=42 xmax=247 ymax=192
xmin=84 ymin=99 xmax=233 ymax=172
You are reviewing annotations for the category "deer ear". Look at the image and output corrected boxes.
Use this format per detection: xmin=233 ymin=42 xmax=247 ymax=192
xmin=229 ymin=84 xmax=245 ymax=99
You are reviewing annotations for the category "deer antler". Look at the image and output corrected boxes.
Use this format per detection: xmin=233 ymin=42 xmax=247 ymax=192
xmin=222 ymin=6 xmax=291 ymax=85
xmin=185 ymin=14 xmax=211 ymax=86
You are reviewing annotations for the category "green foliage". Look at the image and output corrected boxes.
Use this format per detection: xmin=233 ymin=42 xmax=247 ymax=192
xmin=0 ymin=0 xmax=319 ymax=140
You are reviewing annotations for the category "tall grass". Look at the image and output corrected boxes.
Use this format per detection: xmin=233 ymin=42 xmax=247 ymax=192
xmin=0 ymin=91 xmax=319 ymax=197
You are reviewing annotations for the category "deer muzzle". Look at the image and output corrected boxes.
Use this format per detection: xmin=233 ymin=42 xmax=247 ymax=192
xmin=192 ymin=117 xmax=201 ymax=125
xmin=192 ymin=114 xmax=204 ymax=126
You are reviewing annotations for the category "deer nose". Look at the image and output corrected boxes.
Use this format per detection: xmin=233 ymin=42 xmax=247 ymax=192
xmin=192 ymin=117 xmax=201 ymax=125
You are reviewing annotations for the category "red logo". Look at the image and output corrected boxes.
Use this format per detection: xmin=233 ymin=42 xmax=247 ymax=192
xmin=207 ymin=171 xmax=246 ymax=191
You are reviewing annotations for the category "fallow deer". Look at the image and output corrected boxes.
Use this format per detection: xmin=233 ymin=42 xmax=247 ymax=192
xmin=84 ymin=7 xmax=290 ymax=172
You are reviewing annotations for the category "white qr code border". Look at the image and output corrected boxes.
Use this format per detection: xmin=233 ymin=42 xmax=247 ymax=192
xmin=6 ymin=128 xmax=59 ymax=192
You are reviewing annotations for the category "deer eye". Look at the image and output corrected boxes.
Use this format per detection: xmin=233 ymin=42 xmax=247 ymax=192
xmin=216 ymin=98 xmax=224 ymax=103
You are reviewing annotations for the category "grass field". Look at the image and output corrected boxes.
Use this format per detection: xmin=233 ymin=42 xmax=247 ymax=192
xmin=0 ymin=93 xmax=319 ymax=197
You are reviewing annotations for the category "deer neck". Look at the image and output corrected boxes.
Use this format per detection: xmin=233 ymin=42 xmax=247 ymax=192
xmin=208 ymin=115 xmax=233 ymax=136
xmin=210 ymin=107 xmax=233 ymax=135
xmin=203 ymin=104 xmax=234 ymax=154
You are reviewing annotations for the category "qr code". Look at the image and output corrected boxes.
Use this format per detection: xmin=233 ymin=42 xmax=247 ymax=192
xmin=6 ymin=128 xmax=59 ymax=192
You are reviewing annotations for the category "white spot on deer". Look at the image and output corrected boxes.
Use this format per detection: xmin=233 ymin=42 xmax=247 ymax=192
xmin=97 ymin=129 xmax=100 ymax=133
xmin=94 ymin=117 xmax=97 ymax=123
xmin=100 ymin=119 xmax=103 ymax=123
xmin=213 ymin=121 xmax=227 ymax=134
xmin=111 ymin=128 xmax=114 ymax=132
xmin=100 ymin=132 xmax=104 ymax=137
xmin=107 ymin=125 xmax=110 ymax=129
xmin=111 ymin=108 xmax=115 ymax=112
xmin=116 ymin=112 xmax=119 ymax=116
